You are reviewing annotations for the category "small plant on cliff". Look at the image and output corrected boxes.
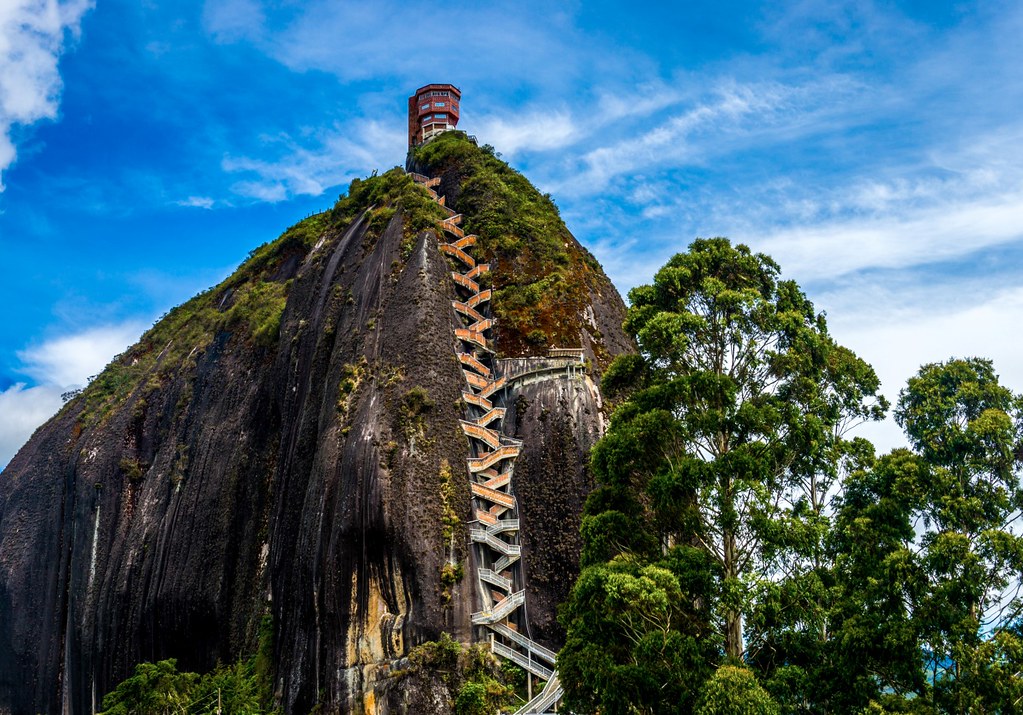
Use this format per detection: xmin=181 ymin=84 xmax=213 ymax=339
xmin=438 ymin=459 xmax=461 ymax=542
xmin=404 ymin=634 xmax=514 ymax=713
xmin=119 ymin=457 xmax=145 ymax=483
xmin=225 ymin=279 xmax=290 ymax=347
xmin=438 ymin=459 xmax=463 ymax=604
xmin=398 ymin=385 xmax=434 ymax=443
xmin=336 ymin=357 xmax=368 ymax=429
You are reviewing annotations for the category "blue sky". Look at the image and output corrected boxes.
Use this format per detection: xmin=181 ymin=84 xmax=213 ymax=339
xmin=3 ymin=0 xmax=1023 ymax=466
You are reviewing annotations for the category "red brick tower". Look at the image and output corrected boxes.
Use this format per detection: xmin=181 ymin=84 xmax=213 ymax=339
xmin=408 ymin=83 xmax=461 ymax=147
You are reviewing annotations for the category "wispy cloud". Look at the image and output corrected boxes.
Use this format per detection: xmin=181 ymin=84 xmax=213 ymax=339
xmin=752 ymin=188 xmax=1023 ymax=282
xmin=176 ymin=195 xmax=216 ymax=209
xmin=549 ymin=79 xmax=860 ymax=197
xmin=475 ymin=110 xmax=578 ymax=156
xmin=222 ymin=119 xmax=405 ymax=201
xmin=259 ymin=1 xmax=590 ymax=87
xmin=17 ymin=323 xmax=144 ymax=387
xmin=0 ymin=0 xmax=94 ymax=189
xmin=0 ymin=383 xmax=64 ymax=468
xmin=201 ymin=0 xmax=265 ymax=44
xmin=722 ymin=126 xmax=1023 ymax=281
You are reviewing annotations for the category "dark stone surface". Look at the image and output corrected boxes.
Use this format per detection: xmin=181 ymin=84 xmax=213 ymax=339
xmin=500 ymin=371 xmax=604 ymax=650
xmin=0 ymin=175 xmax=633 ymax=714
xmin=0 ymin=213 xmax=479 ymax=715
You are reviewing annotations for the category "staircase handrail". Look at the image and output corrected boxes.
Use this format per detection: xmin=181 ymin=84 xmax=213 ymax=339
xmin=470 ymin=529 xmax=522 ymax=556
xmin=513 ymin=674 xmax=562 ymax=715
xmin=471 ymin=590 xmax=526 ymax=624
xmin=491 ymin=641 xmax=554 ymax=681
xmin=488 ymin=623 xmax=557 ymax=665
xmin=477 ymin=568 xmax=512 ymax=592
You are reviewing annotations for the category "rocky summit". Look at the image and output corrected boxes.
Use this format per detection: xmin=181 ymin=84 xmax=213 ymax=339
xmin=0 ymin=132 xmax=631 ymax=714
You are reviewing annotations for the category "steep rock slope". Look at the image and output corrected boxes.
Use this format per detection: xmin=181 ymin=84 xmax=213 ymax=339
xmin=409 ymin=132 xmax=631 ymax=369
xmin=0 ymin=137 xmax=631 ymax=714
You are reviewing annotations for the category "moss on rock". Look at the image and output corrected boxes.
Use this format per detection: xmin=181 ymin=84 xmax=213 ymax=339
xmin=410 ymin=132 xmax=628 ymax=366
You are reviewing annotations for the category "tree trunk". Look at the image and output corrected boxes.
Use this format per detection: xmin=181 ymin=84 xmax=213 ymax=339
xmin=723 ymin=525 xmax=742 ymax=659
xmin=726 ymin=609 xmax=743 ymax=660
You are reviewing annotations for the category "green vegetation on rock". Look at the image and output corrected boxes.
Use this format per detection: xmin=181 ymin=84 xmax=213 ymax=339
xmin=74 ymin=211 xmax=324 ymax=427
xmin=438 ymin=459 xmax=464 ymax=604
xmin=72 ymin=168 xmax=444 ymax=429
xmin=402 ymin=633 xmax=516 ymax=714
xmin=412 ymin=132 xmax=613 ymax=358
xmin=331 ymin=167 xmax=447 ymax=256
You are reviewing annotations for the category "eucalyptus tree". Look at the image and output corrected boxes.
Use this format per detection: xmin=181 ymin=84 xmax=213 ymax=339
xmin=895 ymin=358 xmax=1023 ymax=713
xmin=823 ymin=358 xmax=1023 ymax=714
xmin=562 ymin=238 xmax=886 ymax=688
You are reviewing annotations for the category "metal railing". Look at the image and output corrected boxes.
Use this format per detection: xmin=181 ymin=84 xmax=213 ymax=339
xmin=452 ymin=272 xmax=480 ymax=293
xmin=467 ymin=444 xmax=519 ymax=472
xmin=478 ymin=568 xmax=512 ymax=591
xmin=470 ymin=481 xmax=516 ymax=508
xmin=457 ymin=351 xmax=491 ymax=377
xmin=440 ymin=243 xmax=475 ymax=267
xmin=514 ymin=674 xmax=563 ymax=715
xmin=466 ymin=289 xmax=492 ymax=308
xmin=470 ymin=529 xmax=521 ymax=556
xmin=488 ymin=623 xmax=557 ymax=665
xmin=471 ymin=590 xmax=526 ymax=625
xmin=492 ymin=641 xmax=554 ymax=681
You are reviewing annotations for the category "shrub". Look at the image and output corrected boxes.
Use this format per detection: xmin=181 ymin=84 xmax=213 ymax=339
xmin=696 ymin=665 xmax=780 ymax=715
xmin=119 ymin=457 xmax=145 ymax=482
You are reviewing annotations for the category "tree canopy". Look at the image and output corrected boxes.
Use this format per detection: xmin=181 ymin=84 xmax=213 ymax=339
xmin=561 ymin=241 xmax=1023 ymax=714
xmin=561 ymin=238 xmax=886 ymax=712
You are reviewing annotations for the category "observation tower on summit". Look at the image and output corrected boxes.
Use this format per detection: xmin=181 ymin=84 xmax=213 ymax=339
xmin=408 ymin=83 xmax=461 ymax=147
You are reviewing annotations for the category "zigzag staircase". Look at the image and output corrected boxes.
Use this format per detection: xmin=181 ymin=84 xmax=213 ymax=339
xmin=408 ymin=170 xmax=567 ymax=714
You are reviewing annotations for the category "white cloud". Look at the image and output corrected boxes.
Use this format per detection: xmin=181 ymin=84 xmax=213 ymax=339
xmin=731 ymin=128 xmax=1023 ymax=281
xmin=826 ymin=284 xmax=1023 ymax=456
xmin=751 ymin=187 xmax=1023 ymax=282
xmin=475 ymin=110 xmax=578 ymax=156
xmin=552 ymin=81 xmax=813 ymax=196
xmin=201 ymin=0 xmax=265 ymax=43
xmin=176 ymin=195 xmax=216 ymax=209
xmin=0 ymin=322 xmax=142 ymax=468
xmin=595 ymin=83 xmax=688 ymax=123
xmin=0 ymin=383 xmax=64 ymax=468
xmin=223 ymin=119 xmax=405 ymax=202
xmin=0 ymin=0 xmax=94 ymax=189
xmin=17 ymin=323 xmax=143 ymax=387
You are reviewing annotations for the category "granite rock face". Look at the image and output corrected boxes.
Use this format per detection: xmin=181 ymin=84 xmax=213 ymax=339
xmin=0 ymin=143 xmax=631 ymax=714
